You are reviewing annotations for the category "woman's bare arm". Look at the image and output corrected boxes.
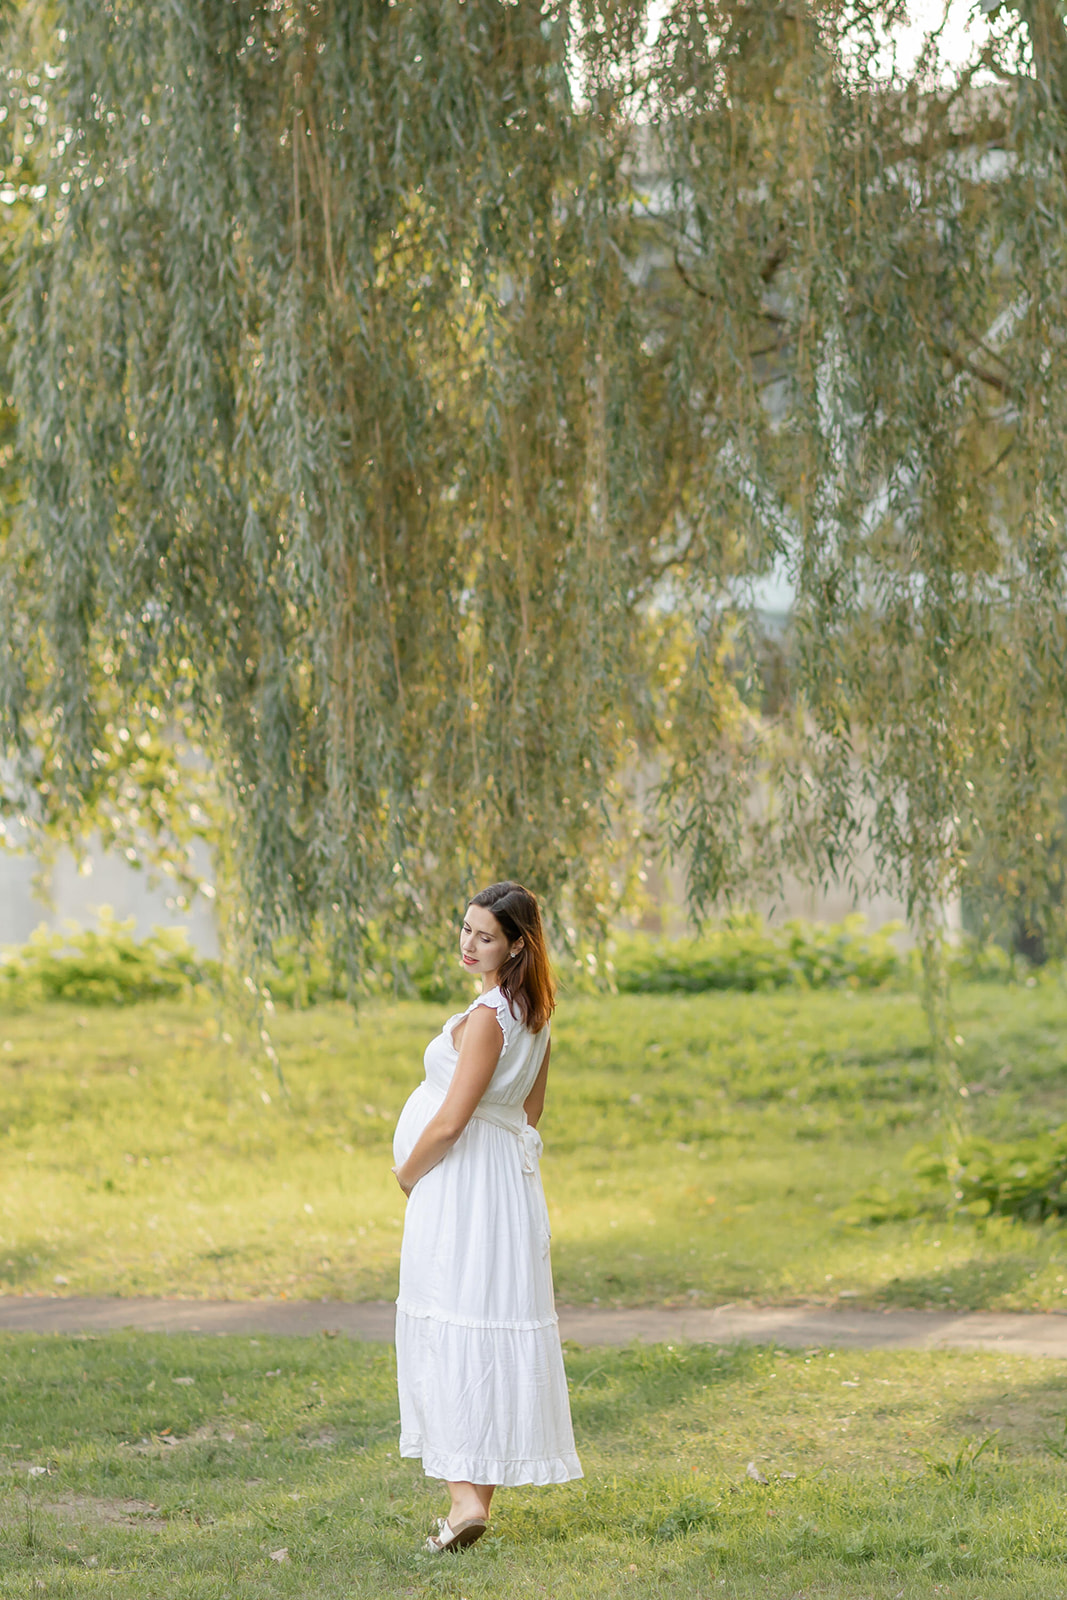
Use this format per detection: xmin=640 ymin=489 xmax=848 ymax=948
xmin=523 ymin=1038 xmax=551 ymax=1128
xmin=392 ymin=1006 xmax=503 ymax=1194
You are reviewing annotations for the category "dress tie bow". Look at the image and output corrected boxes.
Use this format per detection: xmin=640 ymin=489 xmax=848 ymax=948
xmin=518 ymin=1124 xmax=544 ymax=1175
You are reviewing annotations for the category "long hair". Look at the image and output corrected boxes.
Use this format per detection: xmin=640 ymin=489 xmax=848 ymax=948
xmin=469 ymin=881 xmax=555 ymax=1033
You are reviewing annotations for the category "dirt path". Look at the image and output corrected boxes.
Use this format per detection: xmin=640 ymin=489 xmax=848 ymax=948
xmin=3 ymin=1296 xmax=1067 ymax=1357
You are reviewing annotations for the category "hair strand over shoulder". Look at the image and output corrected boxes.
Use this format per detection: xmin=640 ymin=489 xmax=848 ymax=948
xmin=469 ymin=881 xmax=555 ymax=1032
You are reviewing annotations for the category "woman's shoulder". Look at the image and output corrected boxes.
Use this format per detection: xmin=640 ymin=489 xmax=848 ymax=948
xmin=470 ymin=985 xmax=528 ymax=1047
xmin=472 ymin=984 xmax=515 ymax=1021
xmin=486 ymin=986 xmax=553 ymax=1039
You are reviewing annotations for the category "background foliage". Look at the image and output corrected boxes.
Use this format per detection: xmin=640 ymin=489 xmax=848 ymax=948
xmin=0 ymin=911 xmax=1025 ymax=1009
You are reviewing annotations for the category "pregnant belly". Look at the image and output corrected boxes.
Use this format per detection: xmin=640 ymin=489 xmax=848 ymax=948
xmin=392 ymin=1083 xmax=437 ymax=1167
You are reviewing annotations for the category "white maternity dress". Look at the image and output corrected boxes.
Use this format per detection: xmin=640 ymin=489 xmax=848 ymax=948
xmin=392 ymin=986 xmax=583 ymax=1487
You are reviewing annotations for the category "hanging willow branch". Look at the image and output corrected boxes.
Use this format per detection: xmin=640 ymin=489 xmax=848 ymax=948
xmin=649 ymin=0 xmax=1067 ymax=951
xmin=1 ymin=0 xmax=1065 ymax=971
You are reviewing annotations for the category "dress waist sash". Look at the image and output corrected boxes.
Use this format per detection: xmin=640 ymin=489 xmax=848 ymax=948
xmin=420 ymin=1081 xmax=543 ymax=1173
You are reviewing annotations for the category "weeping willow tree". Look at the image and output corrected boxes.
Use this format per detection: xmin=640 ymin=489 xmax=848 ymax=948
xmin=1 ymin=0 xmax=684 ymax=954
xmin=643 ymin=0 xmax=1067 ymax=1080
xmin=2 ymin=0 xmax=1067 ymax=982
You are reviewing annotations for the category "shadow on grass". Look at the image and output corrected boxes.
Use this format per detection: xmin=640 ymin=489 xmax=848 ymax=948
xmin=0 ymin=1239 xmax=71 ymax=1289
xmin=10 ymin=1332 xmax=1067 ymax=1595
xmin=874 ymin=1249 xmax=1043 ymax=1310
xmin=566 ymin=1339 xmax=769 ymax=1442
xmin=552 ymin=1215 xmax=774 ymax=1306
xmin=938 ymin=1368 xmax=1067 ymax=1453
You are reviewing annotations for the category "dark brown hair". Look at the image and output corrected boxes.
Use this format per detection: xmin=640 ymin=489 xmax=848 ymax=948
xmin=469 ymin=880 xmax=555 ymax=1033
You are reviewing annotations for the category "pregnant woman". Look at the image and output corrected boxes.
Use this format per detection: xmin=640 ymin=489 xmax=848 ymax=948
xmin=391 ymin=880 xmax=582 ymax=1553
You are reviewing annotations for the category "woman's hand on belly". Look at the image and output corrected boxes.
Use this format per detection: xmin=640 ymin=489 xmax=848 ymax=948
xmin=392 ymin=1164 xmax=413 ymax=1197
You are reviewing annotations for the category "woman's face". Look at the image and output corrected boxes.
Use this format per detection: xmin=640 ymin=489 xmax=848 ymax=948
xmin=460 ymin=903 xmax=519 ymax=976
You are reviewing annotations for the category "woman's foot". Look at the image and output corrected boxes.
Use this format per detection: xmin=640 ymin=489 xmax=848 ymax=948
xmin=424 ymin=1514 xmax=488 ymax=1553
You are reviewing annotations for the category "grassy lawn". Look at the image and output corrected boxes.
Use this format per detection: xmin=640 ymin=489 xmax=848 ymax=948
xmin=5 ymin=985 xmax=1067 ymax=1597
xmin=5 ymin=1331 xmax=1067 ymax=1598
xmin=0 ymin=981 xmax=1066 ymax=1310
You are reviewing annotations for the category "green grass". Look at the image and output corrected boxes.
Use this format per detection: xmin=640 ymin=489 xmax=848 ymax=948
xmin=6 ymin=1331 xmax=1067 ymax=1597
xmin=1 ymin=981 xmax=1067 ymax=1309
xmin=5 ymin=983 xmax=1067 ymax=1596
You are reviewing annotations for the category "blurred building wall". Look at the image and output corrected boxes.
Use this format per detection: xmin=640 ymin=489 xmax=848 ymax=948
xmin=0 ymin=839 xmax=219 ymax=955
xmin=1 ymin=840 xmax=953 ymax=956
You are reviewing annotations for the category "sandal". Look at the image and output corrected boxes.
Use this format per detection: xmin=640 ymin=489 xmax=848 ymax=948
xmin=424 ymin=1514 xmax=488 ymax=1553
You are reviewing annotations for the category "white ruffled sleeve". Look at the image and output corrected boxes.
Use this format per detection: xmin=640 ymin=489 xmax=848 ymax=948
xmin=470 ymin=988 xmax=516 ymax=1056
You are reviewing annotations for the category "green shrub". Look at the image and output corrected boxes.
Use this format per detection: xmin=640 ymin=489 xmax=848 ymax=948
xmin=278 ymin=916 xmax=1016 ymax=1003
xmin=945 ymin=939 xmax=1017 ymax=985
xmin=840 ymin=1126 xmax=1067 ymax=1228
xmin=833 ymin=1183 xmax=929 ymax=1227
xmin=613 ymin=915 xmax=896 ymax=994
xmin=261 ymin=934 xmax=471 ymax=1007
xmin=0 ymin=907 xmax=1030 ymax=1012
xmin=0 ymin=911 xmax=210 ymax=1007
xmin=910 ymin=1132 xmax=1067 ymax=1223
xmin=610 ymin=915 xmax=1022 ymax=996
xmin=0 ymin=914 xmax=473 ymax=1011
